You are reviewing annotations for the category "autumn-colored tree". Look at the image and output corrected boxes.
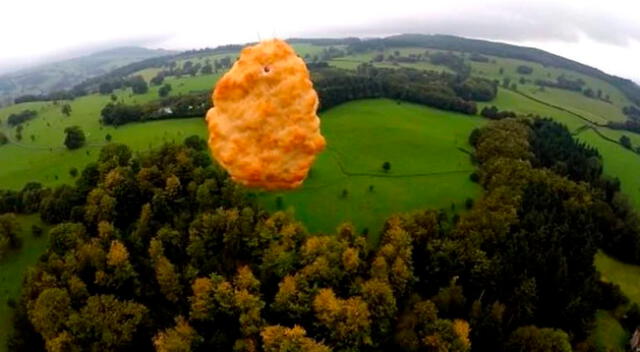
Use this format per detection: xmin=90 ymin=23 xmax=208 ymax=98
xmin=67 ymin=294 xmax=148 ymax=351
xmin=261 ymin=325 xmax=330 ymax=352
xmin=153 ymin=316 xmax=201 ymax=352
xmin=360 ymin=278 xmax=397 ymax=337
xmin=395 ymin=300 xmax=470 ymax=352
xmin=371 ymin=218 xmax=415 ymax=295
xmin=48 ymin=223 xmax=85 ymax=256
xmin=84 ymin=188 xmax=116 ymax=225
xmin=189 ymin=277 xmax=215 ymax=320
xmin=505 ymin=326 xmax=571 ymax=352
xmin=313 ymin=288 xmax=372 ymax=348
xmin=28 ymin=288 xmax=72 ymax=340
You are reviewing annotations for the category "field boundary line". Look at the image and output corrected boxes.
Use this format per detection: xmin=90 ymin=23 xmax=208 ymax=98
xmin=506 ymin=87 xmax=607 ymax=127
xmin=327 ymin=147 xmax=474 ymax=178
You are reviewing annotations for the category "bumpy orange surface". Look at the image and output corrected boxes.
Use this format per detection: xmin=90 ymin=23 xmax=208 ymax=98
xmin=206 ymin=39 xmax=326 ymax=190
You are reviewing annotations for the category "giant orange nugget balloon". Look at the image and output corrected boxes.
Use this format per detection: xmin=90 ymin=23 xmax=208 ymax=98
xmin=206 ymin=39 xmax=326 ymax=190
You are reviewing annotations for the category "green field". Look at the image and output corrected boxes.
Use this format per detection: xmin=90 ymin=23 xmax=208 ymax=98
xmin=0 ymin=214 xmax=49 ymax=348
xmin=257 ymin=99 xmax=484 ymax=241
xmin=469 ymin=54 xmax=632 ymax=123
xmin=478 ymin=88 xmax=589 ymax=132
xmin=577 ymin=129 xmax=640 ymax=207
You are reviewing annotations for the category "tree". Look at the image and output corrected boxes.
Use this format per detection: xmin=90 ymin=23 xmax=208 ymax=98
xmin=128 ymin=76 xmax=149 ymax=95
xmin=184 ymin=135 xmax=206 ymax=151
xmin=153 ymin=316 xmax=200 ymax=352
xmin=64 ymin=126 xmax=86 ymax=150
xmin=620 ymin=135 xmax=633 ymax=149
xmin=0 ymin=131 xmax=8 ymax=145
xmin=67 ymin=295 xmax=148 ymax=351
xmin=69 ymin=167 xmax=78 ymax=178
xmin=105 ymin=134 xmax=112 ymax=142
xmin=28 ymin=288 xmax=72 ymax=340
xmin=159 ymin=84 xmax=172 ymax=97
xmin=382 ymin=161 xmax=391 ymax=172
xmin=261 ymin=325 xmax=330 ymax=352
xmin=201 ymin=63 xmax=213 ymax=75
xmin=61 ymin=104 xmax=72 ymax=117
xmin=313 ymin=288 xmax=372 ymax=348
xmin=0 ymin=213 xmax=21 ymax=258
xmin=150 ymin=72 xmax=165 ymax=86
xmin=517 ymin=65 xmax=533 ymax=74
xmin=505 ymin=326 xmax=571 ymax=352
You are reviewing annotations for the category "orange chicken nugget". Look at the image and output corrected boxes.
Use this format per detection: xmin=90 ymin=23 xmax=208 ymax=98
xmin=206 ymin=39 xmax=326 ymax=190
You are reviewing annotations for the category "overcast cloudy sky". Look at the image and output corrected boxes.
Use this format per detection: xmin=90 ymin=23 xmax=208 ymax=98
xmin=1 ymin=0 xmax=639 ymax=81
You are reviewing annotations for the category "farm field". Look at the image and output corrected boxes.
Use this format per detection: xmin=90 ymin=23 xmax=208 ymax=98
xmin=257 ymin=99 xmax=484 ymax=241
xmin=478 ymin=88 xmax=589 ymax=132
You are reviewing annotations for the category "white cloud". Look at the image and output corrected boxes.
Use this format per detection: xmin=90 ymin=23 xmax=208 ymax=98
xmin=1 ymin=0 xmax=639 ymax=81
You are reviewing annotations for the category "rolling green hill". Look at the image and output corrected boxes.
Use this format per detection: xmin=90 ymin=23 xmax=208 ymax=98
xmin=0 ymin=47 xmax=173 ymax=106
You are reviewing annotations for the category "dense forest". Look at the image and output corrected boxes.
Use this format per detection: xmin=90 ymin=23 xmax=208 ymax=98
xmin=0 ymin=112 xmax=638 ymax=351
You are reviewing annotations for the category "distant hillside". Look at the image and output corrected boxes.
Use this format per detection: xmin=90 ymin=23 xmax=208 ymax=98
xmin=348 ymin=34 xmax=640 ymax=106
xmin=0 ymin=47 xmax=174 ymax=106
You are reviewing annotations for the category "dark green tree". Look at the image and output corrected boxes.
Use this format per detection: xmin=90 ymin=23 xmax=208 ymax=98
xmin=64 ymin=126 xmax=86 ymax=150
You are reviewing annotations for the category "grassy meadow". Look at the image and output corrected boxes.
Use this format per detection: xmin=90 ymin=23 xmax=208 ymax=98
xmin=257 ymin=99 xmax=484 ymax=241
xmin=0 ymin=215 xmax=49 ymax=349
xmin=592 ymin=310 xmax=630 ymax=352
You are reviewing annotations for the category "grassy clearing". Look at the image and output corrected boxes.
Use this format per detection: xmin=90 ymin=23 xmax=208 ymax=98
xmin=0 ymin=69 xmax=218 ymax=190
xmin=577 ymin=129 xmax=640 ymax=207
xmin=0 ymin=214 xmax=49 ymax=349
xmin=592 ymin=310 xmax=629 ymax=352
xmin=0 ymin=117 xmax=206 ymax=190
xmin=257 ymin=99 xmax=484 ymax=242
xmin=596 ymin=251 xmax=640 ymax=304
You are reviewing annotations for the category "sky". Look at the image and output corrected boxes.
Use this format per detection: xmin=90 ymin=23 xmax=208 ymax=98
xmin=1 ymin=0 xmax=639 ymax=82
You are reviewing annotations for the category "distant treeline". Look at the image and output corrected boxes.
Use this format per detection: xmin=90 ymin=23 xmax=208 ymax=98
xmin=6 ymin=110 xmax=37 ymax=126
xmin=608 ymin=120 xmax=640 ymax=134
xmin=480 ymin=106 xmax=517 ymax=120
xmin=314 ymin=64 xmax=496 ymax=114
xmin=608 ymin=105 xmax=640 ymax=134
xmin=623 ymin=105 xmax=640 ymax=120
xmin=534 ymin=75 xmax=585 ymax=92
xmin=101 ymin=92 xmax=211 ymax=126
xmin=100 ymin=65 xmax=496 ymax=127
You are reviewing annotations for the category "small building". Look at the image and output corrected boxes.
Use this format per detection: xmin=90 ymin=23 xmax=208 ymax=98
xmin=631 ymin=328 xmax=640 ymax=352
